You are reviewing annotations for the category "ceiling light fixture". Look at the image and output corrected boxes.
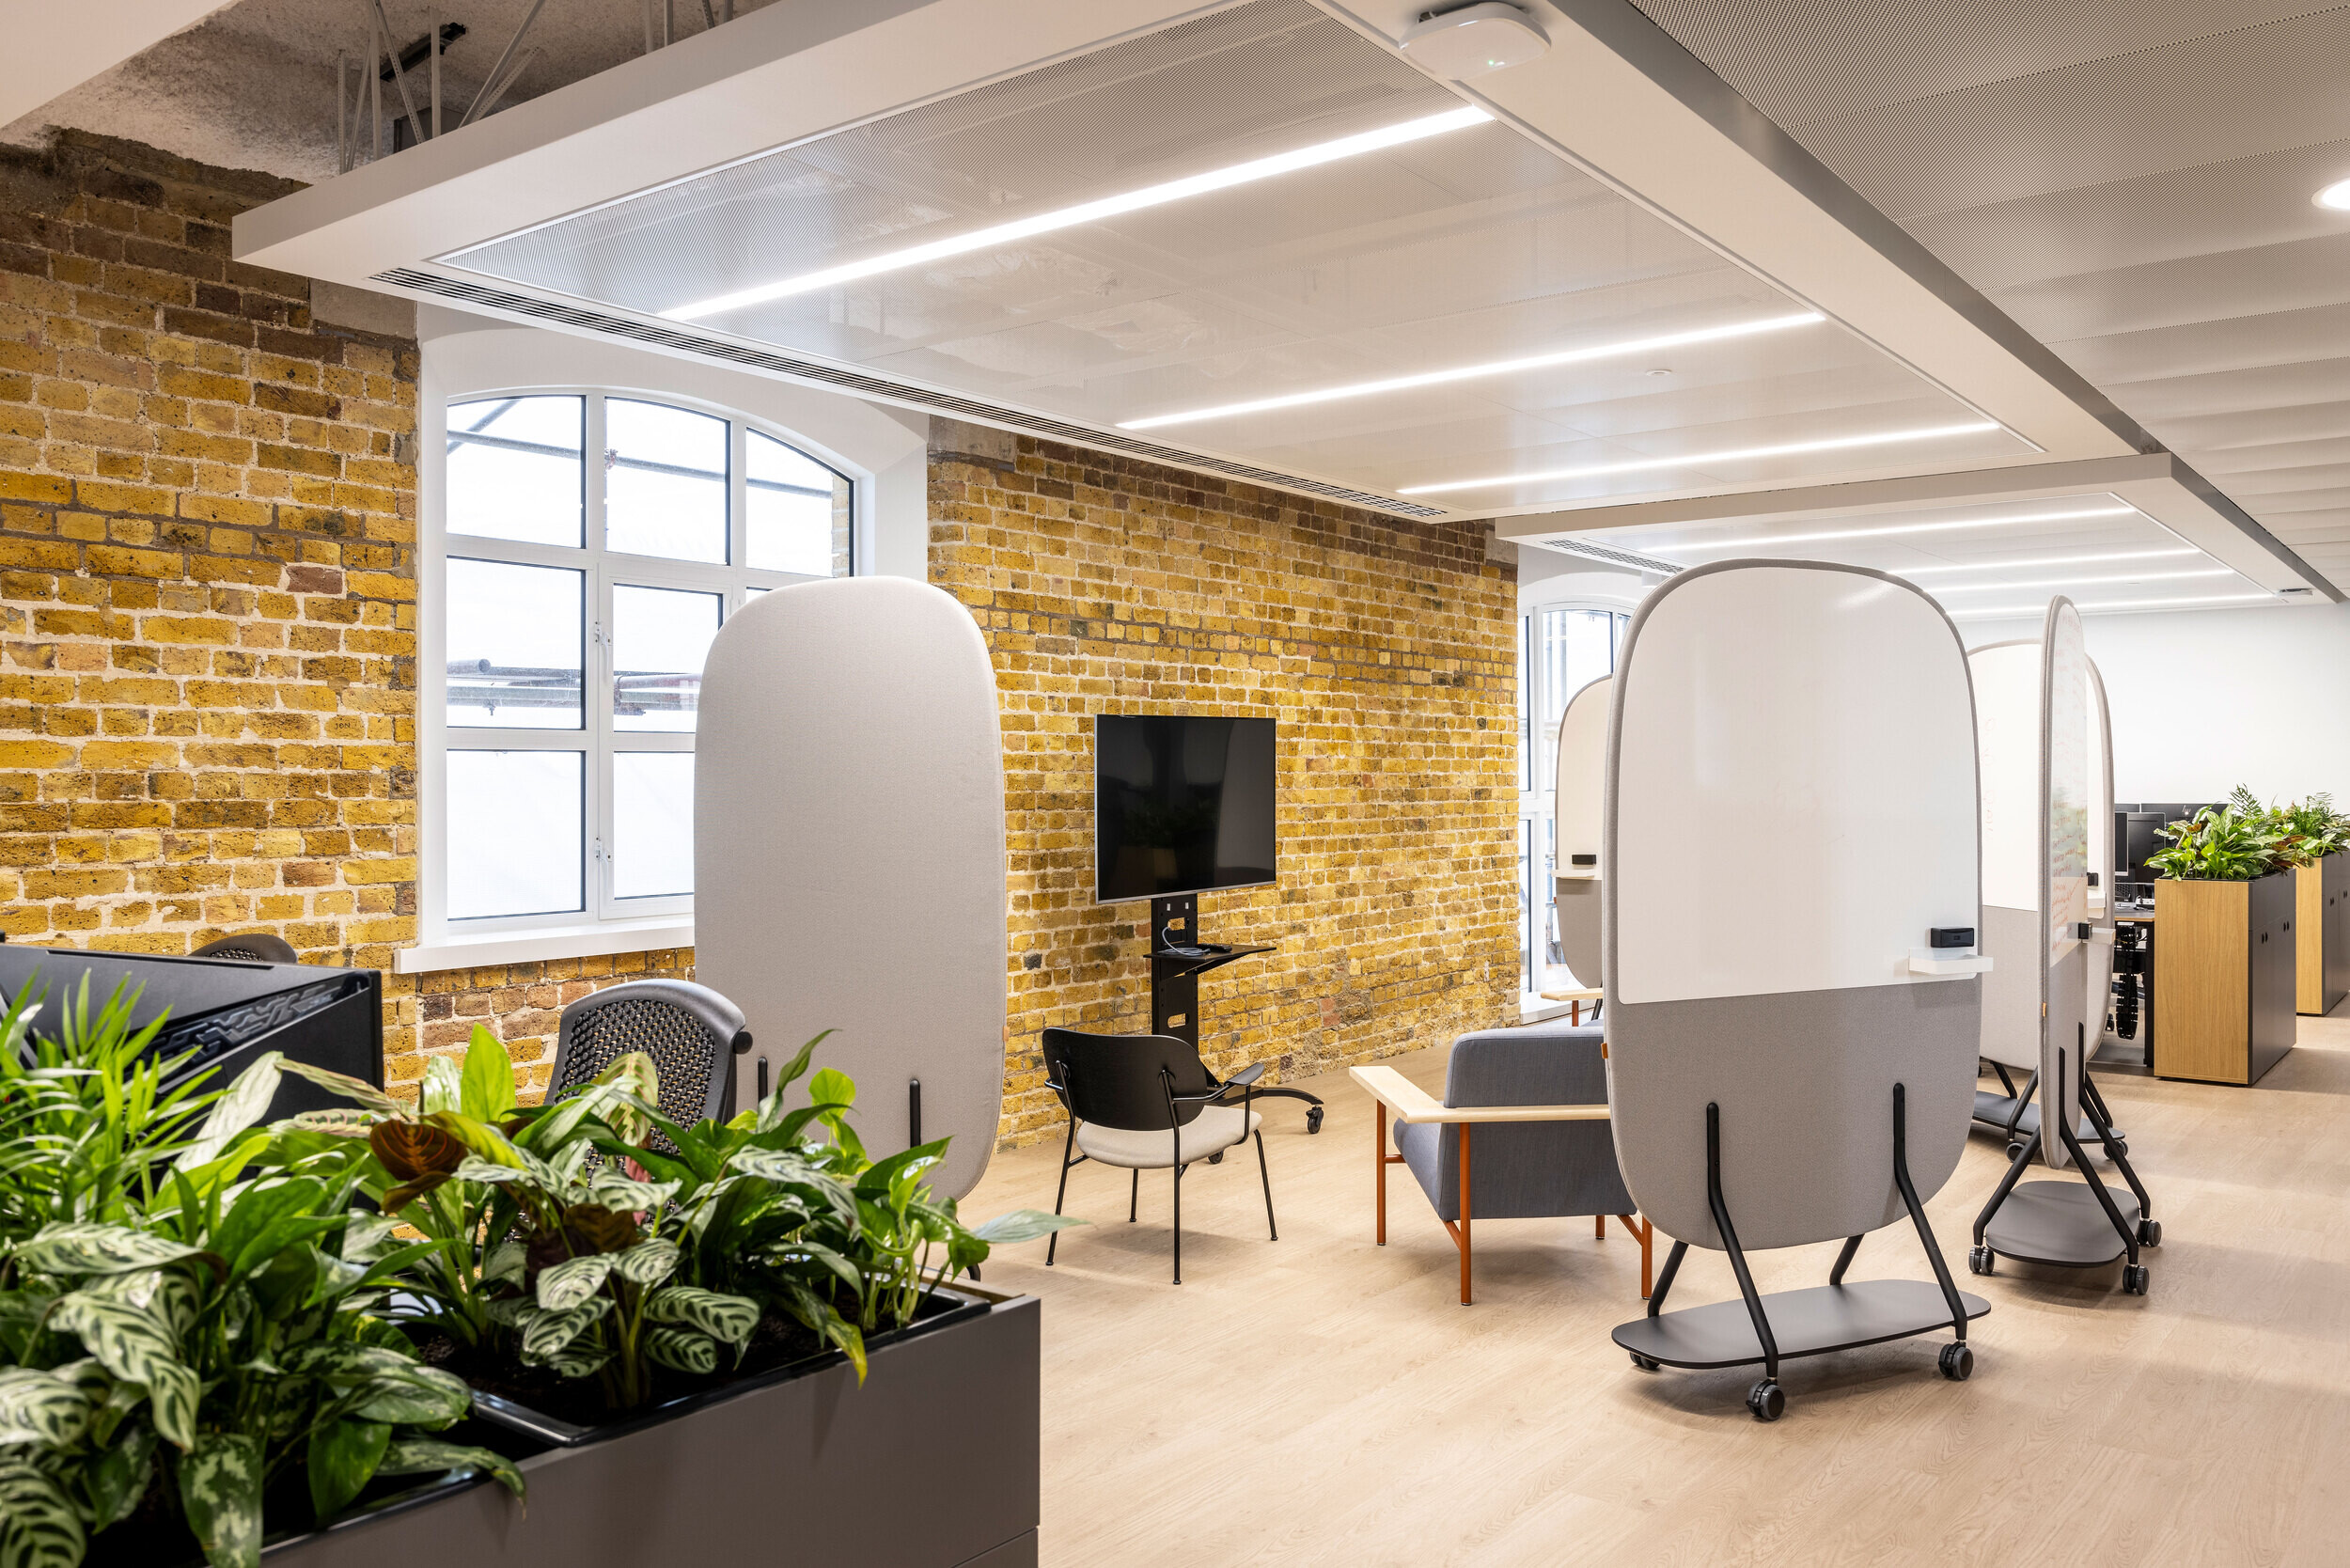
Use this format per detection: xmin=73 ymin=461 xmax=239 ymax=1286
xmin=1399 ymin=3 xmax=1550 ymax=79
xmin=1949 ymin=591 xmax=2273 ymax=619
xmin=1899 ymin=547 xmax=2198 ymax=575
xmin=1644 ymin=504 xmax=2136 ymax=555
xmin=2315 ymin=176 xmax=2350 ymax=211
xmin=1395 ymin=420 xmax=2001 ymax=496
xmin=1927 ymin=568 xmax=2235 ymax=593
xmin=1116 ymin=311 xmax=1825 ymax=431
xmin=662 ymin=104 xmax=1495 ymax=321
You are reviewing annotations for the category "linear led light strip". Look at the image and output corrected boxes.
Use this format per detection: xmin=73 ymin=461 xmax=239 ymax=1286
xmin=1653 ymin=504 xmax=2140 ymax=554
xmin=662 ymin=104 xmax=1493 ymax=321
xmin=1118 ymin=312 xmax=1825 ymax=431
xmin=1928 ymin=568 xmax=2236 ymax=593
xmin=1949 ymin=592 xmax=2274 ymax=618
xmin=1396 ymin=420 xmax=2001 ymax=496
xmin=1900 ymin=547 xmax=2197 ymax=575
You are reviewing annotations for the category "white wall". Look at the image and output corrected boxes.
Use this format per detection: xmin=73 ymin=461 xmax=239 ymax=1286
xmin=1963 ymin=604 xmax=2350 ymax=805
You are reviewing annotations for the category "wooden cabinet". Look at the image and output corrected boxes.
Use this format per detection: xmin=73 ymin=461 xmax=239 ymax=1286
xmin=2154 ymin=873 xmax=2296 ymax=1085
xmin=2298 ymin=854 xmax=2350 ymax=1017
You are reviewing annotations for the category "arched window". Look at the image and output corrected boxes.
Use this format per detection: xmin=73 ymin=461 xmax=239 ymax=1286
xmin=431 ymin=390 xmax=853 ymax=938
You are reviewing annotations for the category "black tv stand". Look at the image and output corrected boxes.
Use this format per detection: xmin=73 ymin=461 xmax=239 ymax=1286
xmin=1149 ymin=893 xmax=1323 ymax=1133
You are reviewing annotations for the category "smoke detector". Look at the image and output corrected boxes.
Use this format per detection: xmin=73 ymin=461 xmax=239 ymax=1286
xmin=1400 ymin=3 xmax=1550 ymax=79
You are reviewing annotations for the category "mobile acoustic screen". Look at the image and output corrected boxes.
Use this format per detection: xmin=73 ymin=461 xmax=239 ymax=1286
xmin=1094 ymin=715 xmax=1277 ymax=903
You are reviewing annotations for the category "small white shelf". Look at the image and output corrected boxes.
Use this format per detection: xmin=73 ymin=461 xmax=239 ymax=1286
xmin=1905 ymin=948 xmax=1993 ymax=978
xmin=1554 ymin=869 xmax=1600 ymax=882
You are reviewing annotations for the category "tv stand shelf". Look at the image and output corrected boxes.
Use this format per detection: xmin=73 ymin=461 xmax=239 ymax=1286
xmin=1147 ymin=894 xmax=1322 ymax=1134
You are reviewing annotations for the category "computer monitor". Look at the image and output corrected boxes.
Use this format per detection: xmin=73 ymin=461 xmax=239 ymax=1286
xmin=2115 ymin=810 xmax=2164 ymax=901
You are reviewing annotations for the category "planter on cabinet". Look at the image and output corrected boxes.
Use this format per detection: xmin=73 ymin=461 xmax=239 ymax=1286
xmin=2295 ymin=852 xmax=2350 ymax=1017
xmin=2154 ymin=873 xmax=2295 ymax=1085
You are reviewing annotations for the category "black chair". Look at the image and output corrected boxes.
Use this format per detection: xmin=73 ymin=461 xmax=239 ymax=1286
xmin=194 ymin=933 xmax=299 ymax=964
xmin=1039 ymin=1027 xmax=1277 ymax=1284
xmin=548 ymin=980 xmax=754 ymax=1137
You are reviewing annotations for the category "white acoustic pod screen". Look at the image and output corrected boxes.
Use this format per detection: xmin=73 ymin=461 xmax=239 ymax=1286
xmin=695 ymin=577 xmax=1007 ymax=1199
xmin=2084 ymin=658 xmax=2116 ymax=1045
xmin=1550 ymin=675 xmax=1610 ymax=990
xmin=2042 ymin=600 xmax=2091 ymax=1170
xmin=1968 ymin=639 xmax=2044 ymax=1074
xmin=1606 ymin=562 xmax=1982 ymax=1252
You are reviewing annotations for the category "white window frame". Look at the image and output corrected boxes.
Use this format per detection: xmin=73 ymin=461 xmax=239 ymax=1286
xmin=415 ymin=384 xmax=861 ymax=969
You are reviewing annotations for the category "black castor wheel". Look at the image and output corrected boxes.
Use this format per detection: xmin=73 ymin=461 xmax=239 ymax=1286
xmin=2122 ymin=1263 xmax=2150 ymax=1295
xmin=1208 ymin=1151 xmax=1224 ymax=1165
xmin=1938 ymin=1342 xmax=1973 ymax=1382
xmin=2107 ymin=1139 xmax=2130 ymax=1160
xmin=1306 ymin=1105 xmax=1324 ymax=1134
xmin=1747 ymin=1379 xmax=1785 ymax=1422
xmin=2006 ymin=1141 xmax=2027 ymax=1162
xmin=1967 ymin=1246 xmax=1994 ymax=1276
xmin=1629 ymin=1351 xmax=1660 ymax=1372
xmin=2137 ymin=1217 xmax=2161 ymax=1247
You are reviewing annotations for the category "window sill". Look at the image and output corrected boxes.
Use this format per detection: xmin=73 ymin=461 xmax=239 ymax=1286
xmin=396 ymin=919 xmax=695 ymax=975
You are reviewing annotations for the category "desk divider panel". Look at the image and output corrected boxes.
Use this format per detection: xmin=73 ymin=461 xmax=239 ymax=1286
xmin=1551 ymin=675 xmax=1610 ymax=991
xmin=695 ymin=577 xmax=1007 ymax=1200
xmin=1605 ymin=561 xmax=1983 ymax=1254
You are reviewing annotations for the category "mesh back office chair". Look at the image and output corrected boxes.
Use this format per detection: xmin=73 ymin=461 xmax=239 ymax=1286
xmin=1039 ymin=1027 xmax=1277 ymax=1284
xmin=194 ymin=933 xmax=300 ymax=964
xmin=548 ymin=980 xmax=754 ymax=1140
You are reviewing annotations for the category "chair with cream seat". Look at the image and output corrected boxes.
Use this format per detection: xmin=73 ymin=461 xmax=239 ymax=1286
xmin=1039 ymin=1027 xmax=1277 ymax=1284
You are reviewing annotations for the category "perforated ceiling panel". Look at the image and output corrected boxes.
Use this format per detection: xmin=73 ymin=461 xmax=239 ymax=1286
xmin=1629 ymin=0 xmax=2350 ymax=591
xmin=438 ymin=0 xmax=2029 ymax=514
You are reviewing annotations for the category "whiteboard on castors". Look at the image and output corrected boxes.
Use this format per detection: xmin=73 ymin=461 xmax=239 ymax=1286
xmin=1551 ymin=675 xmax=1609 ymax=990
xmin=2084 ymin=658 xmax=2116 ymax=1041
xmin=1969 ymin=640 xmax=2043 ymax=1074
xmin=1606 ymin=562 xmax=1983 ymax=1250
xmin=2043 ymin=601 xmax=2092 ymax=1169
xmin=695 ymin=577 xmax=1007 ymax=1199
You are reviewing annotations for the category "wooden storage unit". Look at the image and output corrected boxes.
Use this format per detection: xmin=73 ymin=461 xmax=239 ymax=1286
xmin=2295 ymin=853 xmax=2350 ymax=1017
xmin=2154 ymin=874 xmax=2296 ymax=1085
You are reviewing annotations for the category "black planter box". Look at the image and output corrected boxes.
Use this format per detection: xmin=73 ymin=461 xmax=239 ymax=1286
xmin=249 ymin=1290 xmax=1038 ymax=1568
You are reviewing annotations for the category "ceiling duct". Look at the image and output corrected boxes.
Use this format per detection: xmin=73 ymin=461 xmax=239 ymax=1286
xmin=1528 ymin=534 xmax=1686 ymax=574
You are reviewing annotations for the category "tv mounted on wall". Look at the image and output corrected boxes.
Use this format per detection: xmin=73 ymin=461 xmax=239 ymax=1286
xmin=1094 ymin=714 xmax=1276 ymax=903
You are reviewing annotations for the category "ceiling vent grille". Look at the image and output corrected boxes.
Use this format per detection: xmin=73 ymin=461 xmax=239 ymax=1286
xmin=1531 ymin=535 xmax=1686 ymax=574
xmin=377 ymin=268 xmax=1450 ymax=521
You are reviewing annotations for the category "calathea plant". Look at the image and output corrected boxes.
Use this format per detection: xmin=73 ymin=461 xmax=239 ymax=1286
xmin=2145 ymin=802 xmax=2283 ymax=881
xmin=0 ymin=1052 xmax=518 ymax=1568
xmin=2229 ymin=785 xmax=2350 ymax=869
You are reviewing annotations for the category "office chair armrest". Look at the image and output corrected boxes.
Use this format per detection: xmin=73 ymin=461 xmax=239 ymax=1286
xmin=1222 ymin=1061 xmax=1268 ymax=1088
xmin=1349 ymin=1065 xmax=1610 ymax=1125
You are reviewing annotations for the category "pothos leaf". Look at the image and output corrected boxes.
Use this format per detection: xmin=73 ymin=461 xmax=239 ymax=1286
xmin=376 ymin=1437 xmax=525 ymax=1499
xmin=613 ymin=1238 xmax=681 ymax=1286
xmin=0 ymin=1460 xmax=84 ymax=1568
xmin=0 ymin=1370 xmax=89 ymax=1450
xmin=307 ymin=1418 xmax=390 ymax=1520
xmin=533 ymin=1253 xmax=615 ymax=1311
xmin=641 ymin=1325 xmax=718 ymax=1374
xmin=178 ymin=1432 xmax=264 ymax=1568
xmin=642 ymin=1286 xmax=758 ymax=1345
xmin=15 ymin=1222 xmax=200 ymax=1276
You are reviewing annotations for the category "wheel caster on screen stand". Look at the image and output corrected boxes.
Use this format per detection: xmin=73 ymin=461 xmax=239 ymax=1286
xmin=1629 ymin=1352 xmax=1660 ymax=1372
xmin=1208 ymin=1151 xmax=1224 ymax=1165
xmin=2122 ymin=1263 xmax=2150 ymax=1296
xmin=1306 ymin=1105 xmax=1324 ymax=1134
xmin=2005 ymin=1141 xmax=2026 ymax=1162
xmin=1967 ymin=1246 xmax=1994 ymax=1276
xmin=1938 ymin=1342 xmax=1973 ymax=1382
xmin=1747 ymin=1379 xmax=1785 ymax=1422
xmin=2137 ymin=1218 xmax=2161 ymax=1247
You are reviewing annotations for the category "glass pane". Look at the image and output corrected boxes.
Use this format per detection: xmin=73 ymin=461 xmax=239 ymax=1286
xmin=1516 ymin=615 xmax=1530 ymax=793
xmin=447 ymin=750 xmax=583 ymax=918
xmin=606 ymin=400 xmax=727 ymax=562
xmin=446 ymin=559 xmax=582 ymax=729
xmin=1518 ymin=818 xmax=1533 ymax=994
xmin=1537 ymin=609 xmax=1614 ymax=795
xmin=447 ymin=397 xmax=583 ymax=546
xmin=613 ymin=752 xmax=694 ymax=899
xmin=613 ymin=584 xmax=720 ymax=733
xmin=746 ymin=430 xmax=849 ymax=576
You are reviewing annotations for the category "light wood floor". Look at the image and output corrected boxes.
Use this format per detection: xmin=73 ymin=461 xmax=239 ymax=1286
xmin=960 ymin=1009 xmax=2350 ymax=1567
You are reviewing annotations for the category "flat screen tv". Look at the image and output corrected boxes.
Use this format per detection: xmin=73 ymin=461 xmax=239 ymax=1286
xmin=1095 ymin=714 xmax=1277 ymax=902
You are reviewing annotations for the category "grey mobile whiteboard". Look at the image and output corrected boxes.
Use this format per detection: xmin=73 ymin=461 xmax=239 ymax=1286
xmin=695 ymin=576 xmax=1008 ymax=1200
xmin=1550 ymin=674 xmax=1610 ymax=991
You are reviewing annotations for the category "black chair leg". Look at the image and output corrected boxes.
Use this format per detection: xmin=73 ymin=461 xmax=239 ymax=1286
xmin=1130 ymin=1168 xmax=1138 ymax=1222
xmin=1046 ymin=1118 xmax=1076 ymax=1267
xmin=1254 ymin=1129 xmax=1277 ymax=1241
xmin=1172 ymin=1162 xmax=1183 ymax=1285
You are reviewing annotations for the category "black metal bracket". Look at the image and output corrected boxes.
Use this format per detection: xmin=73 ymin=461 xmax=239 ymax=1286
xmin=1705 ymin=1102 xmax=1779 ymax=1381
xmin=1892 ymin=1083 xmax=1970 ymax=1342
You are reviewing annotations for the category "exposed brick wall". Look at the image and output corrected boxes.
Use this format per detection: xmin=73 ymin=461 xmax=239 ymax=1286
xmin=928 ymin=428 xmax=1521 ymax=1147
xmin=0 ymin=133 xmax=683 ymax=1096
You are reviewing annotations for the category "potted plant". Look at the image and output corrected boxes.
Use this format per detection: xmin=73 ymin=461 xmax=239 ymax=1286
xmin=2233 ymin=789 xmax=2350 ymax=1017
xmin=2145 ymin=799 xmax=2297 ymax=1084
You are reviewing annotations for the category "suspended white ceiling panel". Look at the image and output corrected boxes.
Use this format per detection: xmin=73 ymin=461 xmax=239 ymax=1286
xmin=237 ymin=0 xmax=2177 ymax=525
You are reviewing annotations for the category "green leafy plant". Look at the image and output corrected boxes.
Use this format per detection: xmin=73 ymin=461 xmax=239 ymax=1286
xmin=2228 ymin=786 xmax=2350 ymax=869
xmin=2145 ymin=802 xmax=2284 ymax=881
xmin=0 ymin=1053 xmax=517 ymax=1568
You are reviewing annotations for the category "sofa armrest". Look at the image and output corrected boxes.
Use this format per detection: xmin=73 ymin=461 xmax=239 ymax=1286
xmin=1350 ymin=1065 xmax=1609 ymax=1124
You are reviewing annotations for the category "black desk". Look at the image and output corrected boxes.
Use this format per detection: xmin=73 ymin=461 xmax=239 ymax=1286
xmin=1149 ymin=893 xmax=1324 ymax=1133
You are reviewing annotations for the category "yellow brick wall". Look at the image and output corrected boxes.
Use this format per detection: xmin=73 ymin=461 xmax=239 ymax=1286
xmin=928 ymin=429 xmax=1521 ymax=1147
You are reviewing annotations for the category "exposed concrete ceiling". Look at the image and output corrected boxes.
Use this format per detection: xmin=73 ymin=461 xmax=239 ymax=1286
xmin=1 ymin=0 xmax=776 ymax=183
xmin=0 ymin=2 xmax=236 ymax=129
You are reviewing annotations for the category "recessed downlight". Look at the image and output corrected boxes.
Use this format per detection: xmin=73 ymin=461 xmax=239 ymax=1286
xmin=663 ymin=104 xmax=1494 ymax=321
xmin=1117 ymin=311 xmax=1823 ymax=431
xmin=2316 ymin=176 xmax=2350 ymax=211
xmin=1395 ymin=420 xmax=2002 ymax=496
